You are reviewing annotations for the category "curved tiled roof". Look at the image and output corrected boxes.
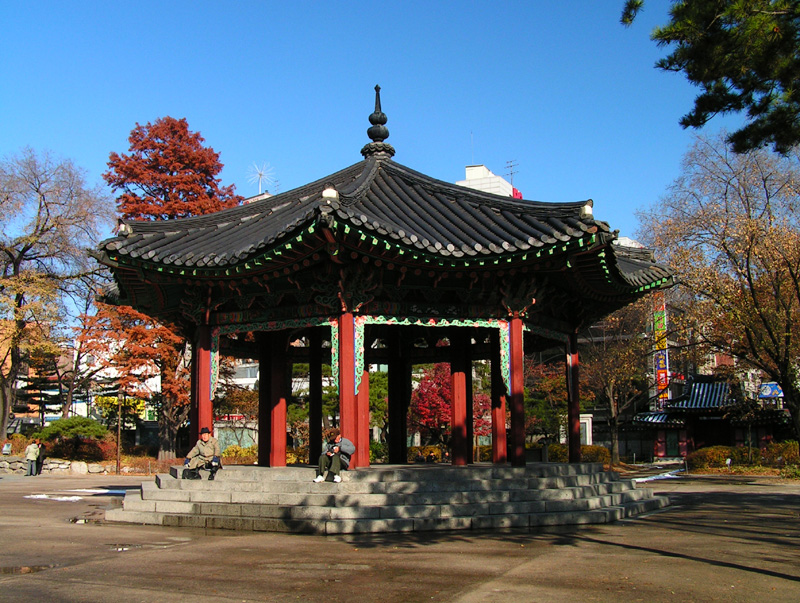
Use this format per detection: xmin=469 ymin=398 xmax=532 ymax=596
xmin=94 ymin=90 xmax=675 ymax=333
xmin=99 ymin=155 xmax=606 ymax=269
xmin=632 ymin=412 xmax=686 ymax=427
xmin=668 ymin=380 xmax=732 ymax=411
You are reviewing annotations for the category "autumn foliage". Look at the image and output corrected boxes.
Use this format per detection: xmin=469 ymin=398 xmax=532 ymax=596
xmin=641 ymin=135 xmax=800 ymax=440
xmin=104 ymin=116 xmax=242 ymax=220
xmin=407 ymin=362 xmax=493 ymax=446
xmin=409 ymin=363 xmax=452 ymax=445
xmin=81 ymin=303 xmax=188 ymax=402
xmin=97 ymin=116 xmax=243 ymax=458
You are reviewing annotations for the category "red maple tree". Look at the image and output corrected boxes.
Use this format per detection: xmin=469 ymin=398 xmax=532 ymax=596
xmin=472 ymin=392 xmax=492 ymax=438
xmin=80 ymin=303 xmax=190 ymax=458
xmin=408 ymin=363 xmax=452 ymax=445
xmin=95 ymin=116 xmax=242 ymax=458
xmin=104 ymin=116 xmax=242 ymax=220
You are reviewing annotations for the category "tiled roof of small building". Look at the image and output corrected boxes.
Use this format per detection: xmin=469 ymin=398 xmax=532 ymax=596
xmin=633 ymin=412 xmax=686 ymax=427
xmin=668 ymin=379 xmax=731 ymax=411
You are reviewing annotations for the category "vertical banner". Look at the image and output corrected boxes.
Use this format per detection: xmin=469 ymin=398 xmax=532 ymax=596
xmin=652 ymin=291 xmax=670 ymax=409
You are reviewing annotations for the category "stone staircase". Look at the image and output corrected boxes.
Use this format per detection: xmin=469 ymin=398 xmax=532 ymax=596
xmin=105 ymin=463 xmax=669 ymax=534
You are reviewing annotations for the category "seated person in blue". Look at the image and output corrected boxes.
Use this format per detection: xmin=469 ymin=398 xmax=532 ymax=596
xmin=183 ymin=427 xmax=222 ymax=480
xmin=313 ymin=428 xmax=355 ymax=483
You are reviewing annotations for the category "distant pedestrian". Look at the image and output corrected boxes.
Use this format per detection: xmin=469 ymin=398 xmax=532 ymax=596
xmin=25 ymin=439 xmax=40 ymax=476
xmin=36 ymin=440 xmax=46 ymax=475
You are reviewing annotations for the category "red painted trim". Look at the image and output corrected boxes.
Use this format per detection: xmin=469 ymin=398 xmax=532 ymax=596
xmin=451 ymin=357 xmax=468 ymax=466
xmin=509 ymin=315 xmax=525 ymax=466
xmin=338 ymin=313 xmax=358 ymax=467
xmin=269 ymin=341 xmax=287 ymax=467
xmin=191 ymin=325 xmax=213 ymax=443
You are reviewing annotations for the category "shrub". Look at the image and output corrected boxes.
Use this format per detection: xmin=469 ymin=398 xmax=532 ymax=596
xmin=34 ymin=417 xmax=108 ymax=442
xmin=221 ymin=444 xmax=246 ymax=459
xmin=762 ymin=441 xmax=799 ymax=466
xmin=729 ymin=446 xmax=760 ymax=465
xmin=369 ymin=440 xmax=388 ymax=463
xmin=686 ymin=446 xmax=734 ymax=469
xmin=286 ymin=446 xmax=307 ymax=464
xmin=779 ymin=465 xmax=800 ymax=479
xmin=126 ymin=444 xmax=159 ymax=457
xmin=547 ymin=443 xmax=568 ymax=463
xmin=47 ymin=433 xmax=117 ymax=461
xmin=5 ymin=434 xmax=29 ymax=455
xmin=581 ymin=445 xmax=611 ymax=464
xmin=475 ymin=445 xmax=492 ymax=462
xmin=407 ymin=445 xmax=444 ymax=463
xmin=541 ymin=443 xmax=609 ymax=464
xmin=222 ymin=444 xmax=258 ymax=464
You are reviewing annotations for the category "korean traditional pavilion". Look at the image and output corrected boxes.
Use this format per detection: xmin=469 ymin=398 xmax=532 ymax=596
xmin=94 ymin=87 xmax=675 ymax=468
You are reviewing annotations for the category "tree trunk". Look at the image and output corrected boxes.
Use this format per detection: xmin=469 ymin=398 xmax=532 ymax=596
xmin=607 ymin=385 xmax=620 ymax=465
xmin=782 ymin=380 xmax=800 ymax=441
xmin=0 ymin=380 xmax=14 ymax=439
xmin=610 ymin=416 xmax=620 ymax=465
xmin=1 ymin=343 xmax=23 ymax=437
xmin=157 ymin=394 xmax=191 ymax=461
xmin=60 ymin=382 xmax=76 ymax=419
xmin=157 ymin=417 xmax=178 ymax=461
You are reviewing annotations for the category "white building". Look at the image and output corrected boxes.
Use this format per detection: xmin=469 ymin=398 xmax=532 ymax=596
xmin=457 ymin=165 xmax=519 ymax=198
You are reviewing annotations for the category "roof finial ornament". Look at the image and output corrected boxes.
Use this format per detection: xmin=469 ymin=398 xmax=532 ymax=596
xmin=361 ymin=84 xmax=395 ymax=158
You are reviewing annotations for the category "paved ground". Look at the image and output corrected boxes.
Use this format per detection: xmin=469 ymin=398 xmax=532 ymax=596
xmin=0 ymin=469 xmax=798 ymax=602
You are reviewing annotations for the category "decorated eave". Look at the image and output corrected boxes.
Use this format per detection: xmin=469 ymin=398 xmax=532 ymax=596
xmin=93 ymin=87 xmax=674 ymax=334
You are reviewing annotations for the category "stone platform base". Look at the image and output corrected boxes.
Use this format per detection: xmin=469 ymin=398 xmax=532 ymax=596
xmin=106 ymin=463 xmax=669 ymax=534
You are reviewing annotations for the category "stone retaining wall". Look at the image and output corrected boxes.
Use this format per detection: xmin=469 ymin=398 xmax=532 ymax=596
xmin=0 ymin=455 xmax=117 ymax=475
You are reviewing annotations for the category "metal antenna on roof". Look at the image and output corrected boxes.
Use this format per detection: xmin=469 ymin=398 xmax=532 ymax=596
xmin=505 ymin=160 xmax=518 ymax=185
xmin=247 ymin=162 xmax=275 ymax=195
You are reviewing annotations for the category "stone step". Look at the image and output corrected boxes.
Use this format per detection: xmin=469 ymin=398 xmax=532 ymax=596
xmin=143 ymin=479 xmax=638 ymax=505
xmin=124 ymin=487 xmax=651 ymax=521
xmin=167 ymin=463 xmax=613 ymax=482
xmin=157 ymin=469 xmax=620 ymax=493
xmin=108 ymin=495 xmax=669 ymax=535
xmin=109 ymin=464 xmax=666 ymax=534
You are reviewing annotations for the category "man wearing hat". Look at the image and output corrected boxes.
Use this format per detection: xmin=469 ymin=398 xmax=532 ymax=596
xmin=183 ymin=427 xmax=222 ymax=480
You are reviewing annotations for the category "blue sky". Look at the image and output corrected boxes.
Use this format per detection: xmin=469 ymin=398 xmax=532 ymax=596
xmin=1 ymin=1 xmax=736 ymax=239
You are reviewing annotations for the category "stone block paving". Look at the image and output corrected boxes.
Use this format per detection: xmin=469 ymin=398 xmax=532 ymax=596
xmin=0 ymin=471 xmax=798 ymax=602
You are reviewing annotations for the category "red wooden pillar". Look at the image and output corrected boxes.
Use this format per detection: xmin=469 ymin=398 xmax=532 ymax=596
xmin=566 ymin=332 xmax=581 ymax=463
xmin=190 ymin=325 xmax=213 ymax=443
xmin=257 ymin=335 xmax=270 ymax=467
xmin=269 ymin=333 xmax=288 ymax=467
xmin=257 ymin=332 xmax=287 ymax=467
xmin=308 ymin=328 xmax=323 ymax=463
xmin=356 ymin=369 xmax=371 ymax=467
xmin=338 ymin=312 xmax=359 ymax=467
xmin=450 ymin=329 xmax=469 ymax=466
xmin=490 ymin=329 xmax=507 ymax=464
xmin=465 ymin=333 xmax=474 ymax=463
xmin=509 ymin=314 xmax=526 ymax=467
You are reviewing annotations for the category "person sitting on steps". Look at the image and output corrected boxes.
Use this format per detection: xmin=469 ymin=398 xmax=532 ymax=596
xmin=313 ymin=428 xmax=355 ymax=483
xmin=183 ymin=427 xmax=222 ymax=480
